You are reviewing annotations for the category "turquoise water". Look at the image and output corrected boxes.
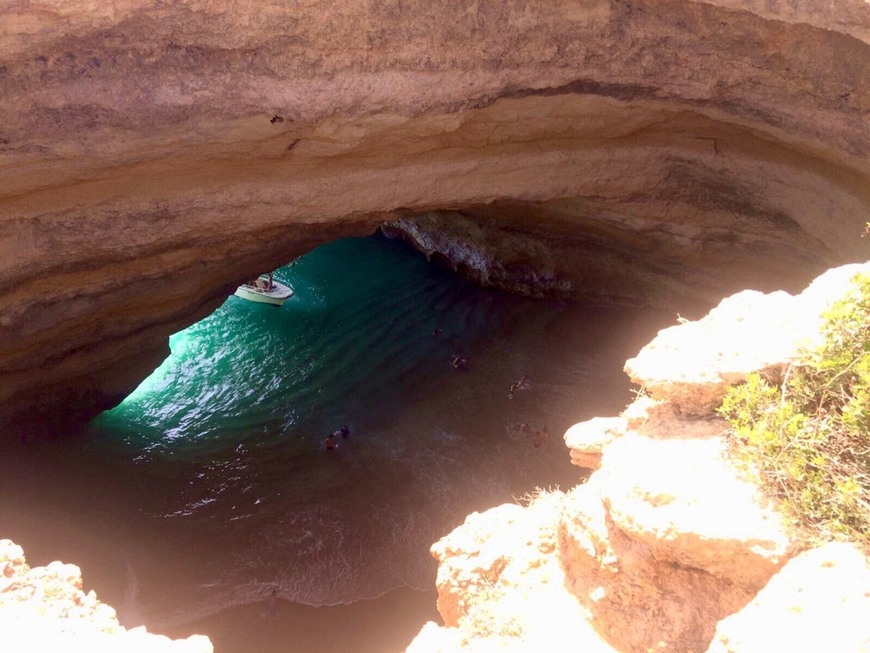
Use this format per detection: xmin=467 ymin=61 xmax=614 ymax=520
xmin=0 ymin=234 xmax=669 ymax=630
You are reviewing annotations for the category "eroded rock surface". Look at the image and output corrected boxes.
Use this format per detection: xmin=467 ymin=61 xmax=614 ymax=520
xmin=411 ymin=493 xmax=615 ymax=653
xmin=1 ymin=0 xmax=869 ymax=427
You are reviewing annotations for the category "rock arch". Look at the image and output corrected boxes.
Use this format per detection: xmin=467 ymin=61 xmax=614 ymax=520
xmin=1 ymin=0 xmax=868 ymax=428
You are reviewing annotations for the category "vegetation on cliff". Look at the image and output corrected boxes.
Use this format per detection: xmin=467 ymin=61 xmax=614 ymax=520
xmin=719 ymin=273 xmax=870 ymax=545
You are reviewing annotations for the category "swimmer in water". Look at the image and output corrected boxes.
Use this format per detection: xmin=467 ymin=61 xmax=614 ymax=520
xmin=452 ymin=354 xmax=469 ymax=371
xmin=264 ymin=589 xmax=279 ymax=620
xmin=324 ymin=434 xmax=337 ymax=450
xmin=340 ymin=425 xmax=350 ymax=438
xmin=533 ymin=424 xmax=550 ymax=448
xmin=509 ymin=375 xmax=529 ymax=399
xmin=518 ymin=374 xmax=529 ymax=388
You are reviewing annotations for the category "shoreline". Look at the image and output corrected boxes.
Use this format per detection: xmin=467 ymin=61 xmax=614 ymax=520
xmin=164 ymin=586 xmax=440 ymax=653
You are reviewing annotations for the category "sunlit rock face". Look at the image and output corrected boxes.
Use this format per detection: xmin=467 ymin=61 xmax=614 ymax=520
xmin=1 ymin=0 xmax=868 ymax=427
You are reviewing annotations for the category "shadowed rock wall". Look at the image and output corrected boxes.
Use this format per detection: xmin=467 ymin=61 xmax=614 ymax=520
xmin=1 ymin=0 xmax=868 ymax=428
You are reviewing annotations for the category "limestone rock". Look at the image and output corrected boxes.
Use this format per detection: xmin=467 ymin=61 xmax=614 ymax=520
xmin=1 ymin=540 xmax=27 ymax=578
xmin=417 ymin=433 xmax=797 ymax=653
xmin=621 ymin=395 xmax=727 ymax=440
xmin=564 ymin=417 xmax=628 ymax=470
xmin=557 ymin=433 xmax=793 ymax=653
xmin=706 ymin=542 xmax=870 ymax=653
xmin=406 ymin=621 xmax=462 ymax=653
xmin=600 ymin=435 xmax=791 ymax=589
xmin=430 ymin=501 xmax=559 ymax=628
xmin=624 ymin=263 xmax=870 ymax=414
xmin=425 ymin=493 xmax=615 ymax=652
xmin=0 ymin=539 xmax=212 ymax=653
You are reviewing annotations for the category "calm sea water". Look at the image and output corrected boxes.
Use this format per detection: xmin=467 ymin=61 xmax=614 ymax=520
xmin=0 ymin=234 xmax=670 ymax=632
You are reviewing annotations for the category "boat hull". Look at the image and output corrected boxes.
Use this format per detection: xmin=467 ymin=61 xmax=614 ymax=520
xmin=234 ymin=279 xmax=294 ymax=306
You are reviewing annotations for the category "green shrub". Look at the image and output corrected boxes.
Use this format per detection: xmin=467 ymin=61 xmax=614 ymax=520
xmin=718 ymin=272 xmax=870 ymax=545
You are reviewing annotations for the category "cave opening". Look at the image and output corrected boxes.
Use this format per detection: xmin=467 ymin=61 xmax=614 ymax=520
xmin=0 ymin=229 xmax=679 ymax=653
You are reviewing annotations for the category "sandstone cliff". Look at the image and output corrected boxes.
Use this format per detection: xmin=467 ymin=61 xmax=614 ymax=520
xmin=407 ymin=263 xmax=870 ymax=653
xmin=0 ymin=539 xmax=212 ymax=653
xmin=2 ymin=0 xmax=869 ymax=428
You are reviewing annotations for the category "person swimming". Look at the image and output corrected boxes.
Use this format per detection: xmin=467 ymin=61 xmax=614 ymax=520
xmin=452 ymin=354 xmax=469 ymax=371
xmin=340 ymin=425 xmax=350 ymax=438
xmin=432 ymin=327 xmax=443 ymax=340
xmin=324 ymin=434 xmax=337 ymax=450
xmin=517 ymin=374 xmax=529 ymax=388
xmin=509 ymin=374 xmax=529 ymax=398
xmin=264 ymin=589 xmax=279 ymax=620
xmin=533 ymin=424 xmax=550 ymax=448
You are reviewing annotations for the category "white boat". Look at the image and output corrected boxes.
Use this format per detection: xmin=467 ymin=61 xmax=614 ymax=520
xmin=234 ymin=274 xmax=294 ymax=306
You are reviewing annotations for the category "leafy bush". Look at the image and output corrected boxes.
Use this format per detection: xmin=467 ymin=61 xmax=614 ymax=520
xmin=718 ymin=272 xmax=870 ymax=545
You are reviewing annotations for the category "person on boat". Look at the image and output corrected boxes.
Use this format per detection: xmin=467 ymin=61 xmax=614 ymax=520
xmin=340 ymin=425 xmax=350 ymax=439
xmin=324 ymin=434 xmax=337 ymax=450
xmin=267 ymin=272 xmax=274 ymax=291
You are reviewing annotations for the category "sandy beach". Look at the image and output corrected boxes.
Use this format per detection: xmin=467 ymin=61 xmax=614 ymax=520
xmin=166 ymin=586 xmax=440 ymax=653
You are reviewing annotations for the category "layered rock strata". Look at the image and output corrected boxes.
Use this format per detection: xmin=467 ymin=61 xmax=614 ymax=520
xmin=1 ymin=0 xmax=869 ymax=427
xmin=407 ymin=263 xmax=870 ymax=652
xmin=0 ymin=539 xmax=212 ymax=653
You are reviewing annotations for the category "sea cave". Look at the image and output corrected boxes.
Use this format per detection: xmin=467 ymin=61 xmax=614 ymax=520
xmin=0 ymin=1 xmax=868 ymax=652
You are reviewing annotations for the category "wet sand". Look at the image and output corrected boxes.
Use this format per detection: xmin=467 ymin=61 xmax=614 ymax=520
xmin=166 ymin=587 xmax=441 ymax=653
